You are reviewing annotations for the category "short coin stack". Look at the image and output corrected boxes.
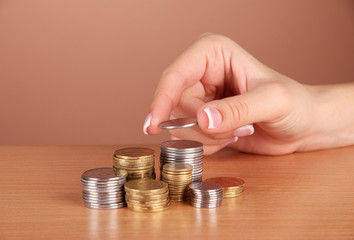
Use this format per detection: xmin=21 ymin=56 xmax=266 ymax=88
xmin=189 ymin=182 xmax=223 ymax=208
xmin=125 ymin=179 xmax=170 ymax=212
xmin=160 ymin=140 xmax=203 ymax=182
xmin=81 ymin=168 xmax=127 ymax=209
xmin=113 ymin=147 xmax=155 ymax=181
xmin=161 ymin=163 xmax=193 ymax=201
xmin=205 ymin=177 xmax=245 ymax=198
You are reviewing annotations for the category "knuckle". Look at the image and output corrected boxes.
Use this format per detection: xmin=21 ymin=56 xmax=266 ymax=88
xmin=161 ymin=68 xmax=186 ymax=88
xmin=197 ymin=33 xmax=228 ymax=46
xmin=198 ymin=32 xmax=215 ymax=39
xmin=222 ymin=99 xmax=249 ymax=127
xmin=267 ymin=82 xmax=292 ymax=113
xmin=161 ymin=68 xmax=183 ymax=79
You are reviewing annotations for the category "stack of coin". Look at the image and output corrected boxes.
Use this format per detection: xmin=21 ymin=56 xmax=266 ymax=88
xmin=113 ymin=147 xmax=155 ymax=181
xmin=205 ymin=177 xmax=245 ymax=198
xmin=161 ymin=163 xmax=193 ymax=201
xmin=189 ymin=182 xmax=223 ymax=208
xmin=81 ymin=168 xmax=127 ymax=209
xmin=125 ymin=179 xmax=170 ymax=212
xmin=160 ymin=140 xmax=203 ymax=182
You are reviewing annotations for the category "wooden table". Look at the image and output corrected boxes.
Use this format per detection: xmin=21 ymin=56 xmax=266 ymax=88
xmin=1 ymin=145 xmax=353 ymax=239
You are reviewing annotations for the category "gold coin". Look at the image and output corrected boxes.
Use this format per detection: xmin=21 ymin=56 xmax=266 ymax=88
xmin=113 ymin=158 xmax=154 ymax=166
xmin=126 ymin=198 xmax=169 ymax=206
xmin=125 ymin=192 xmax=169 ymax=201
xmin=114 ymin=148 xmax=155 ymax=159
xmin=223 ymin=188 xmax=244 ymax=194
xmin=162 ymin=172 xmax=193 ymax=177
xmin=125 ymin=179 xmax=168 ymax=194
xmin=204 ymin=177 xmax=245 ymax=189
xmin=127 ymin=204 xmax=170 ymax=213
xmin=127 ymin=171 xmax=155 ymax=178
xmin=112 ymin=168 xmax=128 ymax=178
xmin=113 ymin=164 xmax=154 ymax=171
xmin=163 ymin=163 xmax=193 ymax=172
xmin=223 ymin=193 xmax=243 ymax=198
xmin=162 ymin=179 xmax=192 ymax=183
xmin=114 ymin=155 xmax=154 ymax=160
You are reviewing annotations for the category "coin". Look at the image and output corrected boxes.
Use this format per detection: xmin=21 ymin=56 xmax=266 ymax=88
xmin=114 ymin=147 xmax=155 ymax=159
xmin=125 ymin=179 xmax=168 ymax=194
xmin=188 ymin=182 xmax=223 ymax=208
xmin=161 ymin=140 xmax=203 ymax=150
xmin=81 ymin=167 xmax=127 ymax=209
xmin=163 ymin=163 xmax=193 ymax=172
xmin=204 ymin=177 xmax=245 ymax=198
xmin=124 ymin=179 xmax=170 ymax=212
xmin=159 ymin=117 xmax=198 ymax=129
xmin=161 ymin=163 xmax=193 ymax=202
xmin=160 ymin=140 xmax=203 ymax=182
xmin=82 ymin=168 xmax=122 ymax=181
xmin=113 ymin=147 xmax=156 ymax=181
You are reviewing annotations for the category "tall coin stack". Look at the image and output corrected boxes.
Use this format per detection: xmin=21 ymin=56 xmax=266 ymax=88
xmin=160 ymin=140 xmax=203 ymax=182
xmin=125 ymin=179 xmax=170 ymax=212
xmin=189 ymin=182 xmax=223 ymax=208
xmin=81 ymin=168 xmax=127 ymax=209
xmin=205 ymin=177 xmax=245 ymax=198
xmin=113 ymin=147 xmax=156 ymax=181
xmin=161 ymin=163 xmax=193 ymax=201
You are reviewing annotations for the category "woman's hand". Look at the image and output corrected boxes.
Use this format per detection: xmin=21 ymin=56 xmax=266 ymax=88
xmin=143 ymin=34 xmax=354 ymax=155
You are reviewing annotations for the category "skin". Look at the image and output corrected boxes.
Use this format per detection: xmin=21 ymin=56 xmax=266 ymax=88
xmin=144 ymin=33 xmax=354 ymax=155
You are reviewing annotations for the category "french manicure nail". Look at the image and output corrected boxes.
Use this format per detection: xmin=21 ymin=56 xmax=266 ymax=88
xmin=233 ymin=124 xmax=254 ymax=137
xmin=143 ymin=113 xmax=152 ymax=135
xmin=223 ymin=137 xmax=239 ymax=147
xmin=203 ymin=107 xmax=222 ymax=129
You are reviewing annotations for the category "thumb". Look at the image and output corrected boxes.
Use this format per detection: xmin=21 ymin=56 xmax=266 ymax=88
xmin=197 ymin=82 xmax=289 ymax=134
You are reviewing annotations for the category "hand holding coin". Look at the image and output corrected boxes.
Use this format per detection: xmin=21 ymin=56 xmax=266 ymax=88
xmin=143 ymin=33 xmax=354 ymax=155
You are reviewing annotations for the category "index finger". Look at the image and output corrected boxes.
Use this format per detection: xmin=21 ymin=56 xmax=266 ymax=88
xmin=145 ymin=41 xmax=209 ymax=135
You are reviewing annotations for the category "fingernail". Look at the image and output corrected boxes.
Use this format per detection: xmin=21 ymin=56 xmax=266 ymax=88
xmin=203 ymin=107 xmax=222 ymax=129
xmin=143 ymin=113 xmax=152 ymax=135
xmin=223 ymin=137 xmax=238 ymax=147
xmin=233 ymin=124 xmax=254 ymax=137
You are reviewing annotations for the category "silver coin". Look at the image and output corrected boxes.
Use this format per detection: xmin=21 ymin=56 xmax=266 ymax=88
xmin=83 ymin=195 xmax=125 ymax=200
xmin=81 ymin=181 xmax=126 ymax=188
xmin=84 ymin=202 xmax=126 ymax=209
xmin=189 ymin=182 xmax=222 ymax=191
xmin=82 ymin=167 xmax=127 ymax=181
xmin=190 ymin=204 xmax=221 ymax=208
xmin=188 ymin=181 xmax=223 ymax=208
xmin=189 ymin=196 xmax=223 ymax=202
xmin=159 ymin=117 xmax=198 ymax=130
xmin=190 ymin=199 xmax=222 ymax=203
xmin=82 ymin=186 xmax=124 ymax=192
xmin=83 ymin=198 xmax=125 ymax=203
xmin=83 ymin=194 xmax=125 ymax=200
xmin=161 ymin=140 xmax=203 ymax=150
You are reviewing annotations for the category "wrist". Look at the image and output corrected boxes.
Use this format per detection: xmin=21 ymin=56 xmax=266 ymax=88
xmin=298 ymin=83 xmax=354 ymax=151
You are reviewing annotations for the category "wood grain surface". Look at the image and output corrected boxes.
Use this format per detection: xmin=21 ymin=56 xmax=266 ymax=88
xmin=0 ymin=145 xmax=353 ymax=240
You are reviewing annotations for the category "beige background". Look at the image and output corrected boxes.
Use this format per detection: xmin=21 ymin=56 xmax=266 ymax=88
xmin=0 ymin=0 xmax=353 ymax=145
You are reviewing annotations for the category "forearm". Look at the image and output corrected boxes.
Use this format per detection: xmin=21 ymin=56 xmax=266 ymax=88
xmin=299 ymin=82 xmax=354 ymax=151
